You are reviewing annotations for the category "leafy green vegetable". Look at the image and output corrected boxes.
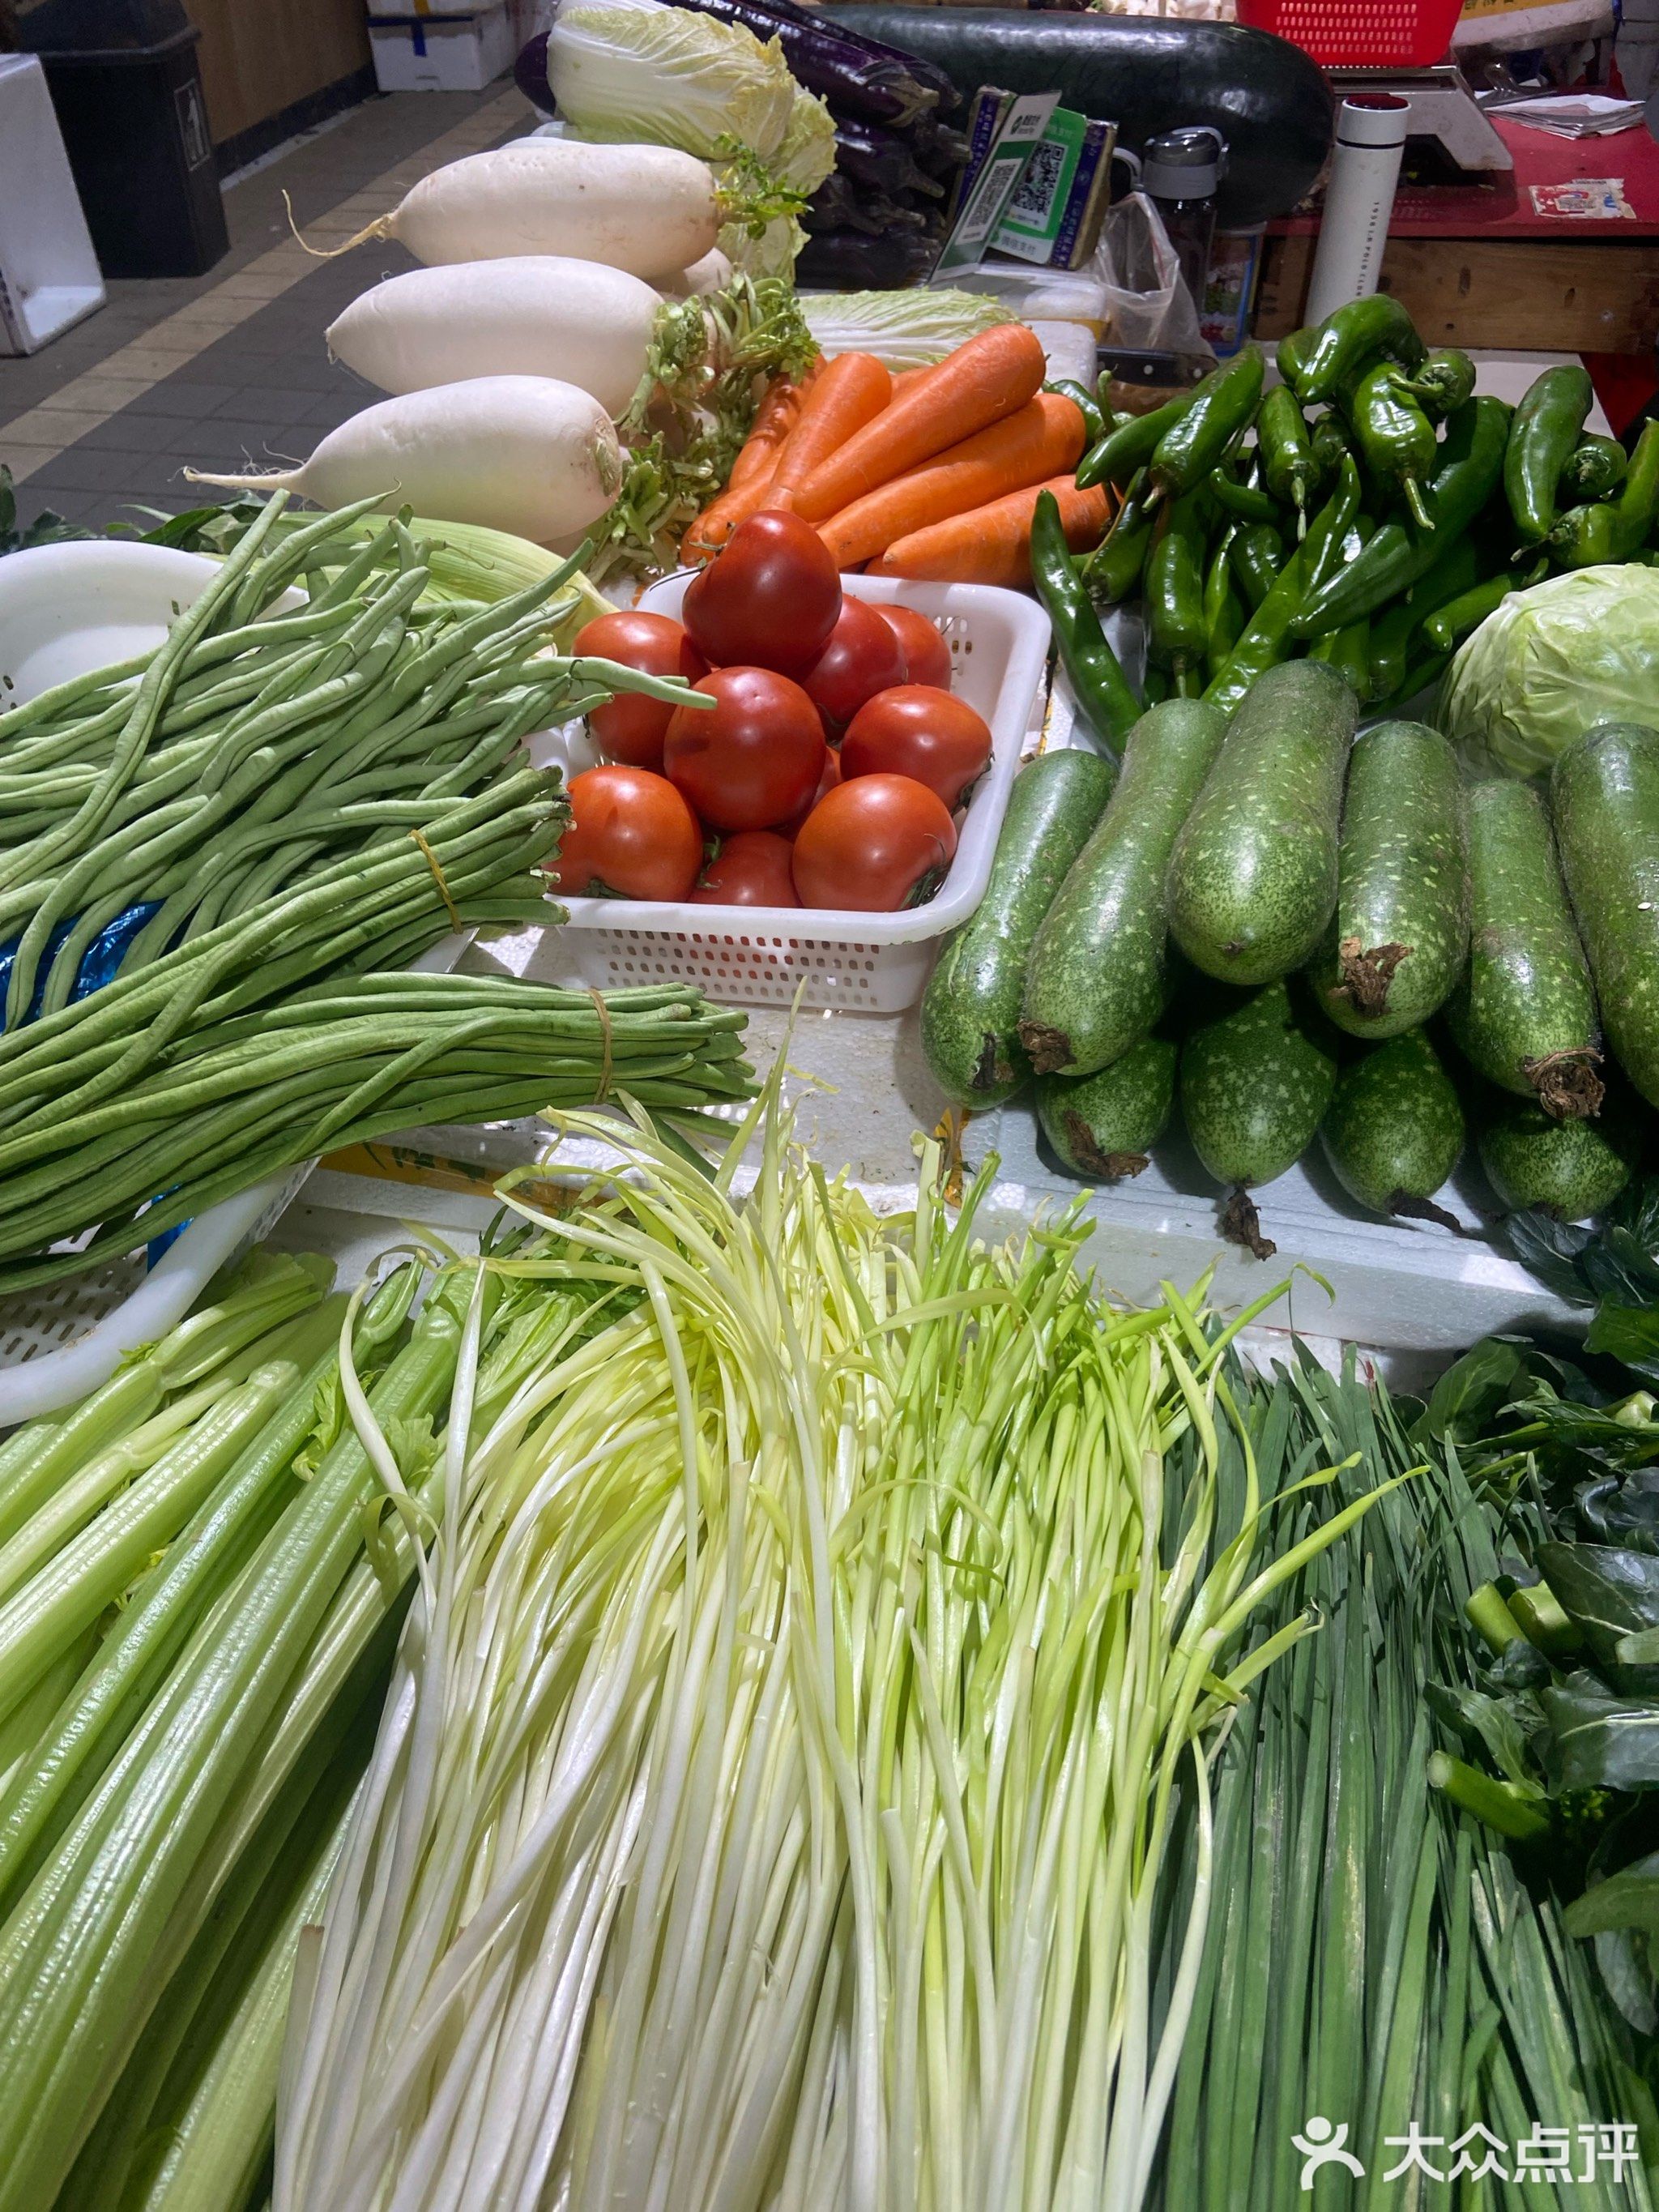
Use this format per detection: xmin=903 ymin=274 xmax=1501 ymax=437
xmin=1442 ymin=563 xmax=1659 ymax=776
xmin=0 ymin=466 xmax=92 ymax=557
xmin=548 ymin=2 xmax=797 ymax=162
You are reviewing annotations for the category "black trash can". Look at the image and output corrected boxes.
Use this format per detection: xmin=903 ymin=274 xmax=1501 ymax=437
xmin=19 ymin=0 xmax=229 ymax=280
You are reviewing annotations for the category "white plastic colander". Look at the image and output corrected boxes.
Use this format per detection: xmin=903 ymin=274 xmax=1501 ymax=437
xmin=533 ymin=573 xmax=1053 ymax=1013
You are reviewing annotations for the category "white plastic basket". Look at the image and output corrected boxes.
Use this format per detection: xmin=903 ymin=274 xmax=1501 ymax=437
xmin=0 ymin=541 xmax=465 ymax=1421
xmin=533 ymin=574 xmax=1052 ymax=1013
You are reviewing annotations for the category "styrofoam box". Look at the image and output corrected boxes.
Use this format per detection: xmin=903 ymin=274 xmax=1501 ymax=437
xmin=531 ymin=574 xmax=1051 ymax=1013
xmin=367 ymin=4 xmax=514 ymax=92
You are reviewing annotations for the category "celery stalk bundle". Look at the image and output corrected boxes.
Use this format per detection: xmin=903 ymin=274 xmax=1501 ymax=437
xmin=0 ymin=1242 xmax=577 ymax=2211
xmin=277 ymin=1093 xmax=1383 ymax=2212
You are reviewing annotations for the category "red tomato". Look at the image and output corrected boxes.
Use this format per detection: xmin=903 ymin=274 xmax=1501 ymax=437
xmin=801 ymin=596 xmax=906 ymax=737
xmin=663 ymin=665 xmax=824 ymax=832
xmin=690 ymin=830 xmax=800 ymax=907
xmin=546 ymin=766 xmax=702 ymax=902
xmin=840 ymin=685 xmax=993 ymax=811
xmin=681 ymin=510 xmax=841 ymax=677
xmin=779 ymin=745 xmax=840 ymax=839
xmin=791 ymin=774 xmax=957 ymax=912
xmin=876 ymin=602 xmax=952 ymax=690
xmin=573 ymin=610 xmax=706 ymax=771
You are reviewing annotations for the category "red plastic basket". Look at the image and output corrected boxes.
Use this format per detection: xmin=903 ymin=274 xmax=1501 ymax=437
xmin=1236 ymin=0 xmax=1462 ymax=68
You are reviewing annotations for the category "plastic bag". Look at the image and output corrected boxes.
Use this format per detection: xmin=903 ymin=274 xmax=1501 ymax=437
xmin=1097 ymin=191 xmax=1212 ymax=359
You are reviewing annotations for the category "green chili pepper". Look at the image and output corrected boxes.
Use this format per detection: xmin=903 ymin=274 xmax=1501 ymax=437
xmin=1142 ymin=666 xmax=1171 ymax=706
xmin=1371 ymin=648 xmax=1451 ymax=719
xmin=1079 ymin=469 xmax=1156 ymax=604
xmin=1077 ymin=391 xmax=1195 ymax=492
xmin=1420 ymin=558 xmax=1550 ymax=655
xmin=1311 ymin=409 xmax=1351 ymax=479
xmin=1560 ymin=434 xmax=1627 ymax=501
xmin=1346 ymin=361 xmax=1438 ymax=530
xmin=1029 ymin=488 xmax=1141 ymax=746
xmin=1550 ymin=421 xmax=1659 ymax=566
xmin=1145 ymin=488 xmax=1209 ymax=676
xmin=1204 ymin=524 xmax=1244 ymax=672
xmin=1149 ymin=347 xmax=1265 ymax=496
xmin=1304 ymin=455 xmax=1363 ymax=601
xmin=1257 ymin=386 xmax=1320 ymax=523
xmin=1401 ymin=348 xmax=1476 ymax=420
xmin=1209 ymin=467 xmax=1280 ymax=525
xmin=1204 ymin=459 xmax=1358 ymax=711
xmin=1292 ymin=397 xmax=1511 ymax=636
xmin=1230 ymin=522 xmax=1284 ymax=613
xmin=1048 ymin=378 xmax=1107 ymax=448
xmin=1364 ymin=530 xmax=1486 ymax=698
xmin=1281 ymin=296 xmax=1427 ymax=407
xmin=1308 ymin=616 xmax=1371 ymax=699
xmin=1504 ymin=362 xmax=1593 ymax=541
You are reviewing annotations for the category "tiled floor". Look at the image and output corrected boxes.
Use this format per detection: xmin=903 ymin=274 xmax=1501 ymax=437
xmin=1 ymin=82 xmax=534 ymax=530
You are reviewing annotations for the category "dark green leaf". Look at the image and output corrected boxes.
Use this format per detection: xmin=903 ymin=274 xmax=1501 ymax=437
xmin=1500 ymin=1209 xmax=1597 ymax=1304
xmin=1579 ymin=1469 xmax=1659 ymax=1553
xmin=1542 ymin=1672 xmax=1659 ymax=1791
xmin=1540 ymin=1543 xmax=1659 ymax=1690
xmin=1564 ymin=1852 xmax=1659 ymax=1938
xmin=1593 ymin=1926 xmax=1659 ymax=2035
xmin=1588 ymin=1305 xmax=1659 ymax=1389
xmin=1417 ymin=1335 xmax=1531 ymax=1443
xmin=1427 ymin=1680 xmax=1543 ymax=1785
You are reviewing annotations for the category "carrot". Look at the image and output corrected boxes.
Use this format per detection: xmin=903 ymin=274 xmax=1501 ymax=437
xmin=790 ymin=323 xmax=1048 ymax=526
xmin=817 ymin=392 xmax=1085 ymax=570
xmin=680 ymin=362 xmax=824 ymax=562
xmin=869 ymin=475 xmax=1111 ymax=590
xmin=728 ymin=362 xmax=817 ymax=490
xmin=681 ymin=470 xmax=783 ymax=564
xmin=766 ymin=352 xmax=893 ymax=511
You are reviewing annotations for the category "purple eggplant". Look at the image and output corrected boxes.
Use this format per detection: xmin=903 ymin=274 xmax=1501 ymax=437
xmin=513 ymin=35 xmax=557 ymax=117
xmin=806 ymin=173 xmax=928 ymax=237
xmin=654 ymin=0 xmax=947 ymax=124
xmin=834 ymin=116 xmax=944 ymax=201
xmin=906 ymin=113 xmax=972 ymax=181
xmin=720 ymin=0 xmax=963 ymax=114
xmin=795 ymin=228 xmax=939 ymax=289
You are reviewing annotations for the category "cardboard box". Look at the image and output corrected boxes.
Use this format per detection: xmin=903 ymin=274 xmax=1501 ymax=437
xmin=368 ymin=2 xmax=512 ymax=89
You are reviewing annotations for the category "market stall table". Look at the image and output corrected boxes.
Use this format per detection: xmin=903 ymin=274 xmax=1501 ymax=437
xmin=1257 ymin=111 xmax=1659 ymax=355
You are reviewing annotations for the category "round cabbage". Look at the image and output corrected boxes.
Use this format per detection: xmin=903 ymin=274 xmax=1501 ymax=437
xmin=1439 ymin=564 xmax=1659 ymax=778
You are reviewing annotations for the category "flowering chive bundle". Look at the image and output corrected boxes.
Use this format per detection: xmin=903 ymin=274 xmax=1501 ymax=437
xmin=276 ymin=1088 xmax=1386 ymax=2212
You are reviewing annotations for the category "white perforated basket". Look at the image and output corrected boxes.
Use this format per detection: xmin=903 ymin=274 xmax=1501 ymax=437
xmin=532 ymin=574 xmax=1052 ymax=1013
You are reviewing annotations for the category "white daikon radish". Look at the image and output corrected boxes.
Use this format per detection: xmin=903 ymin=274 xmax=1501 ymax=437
xmin=326 ymin=258 xmax=663 ymax=419
xmin=307 ymin=139 xmax=720 ymax=284
xmin=661 ymin=246 xmax=733 ymax=298
xmin=186 ymin=378 xmax=624 ymax=545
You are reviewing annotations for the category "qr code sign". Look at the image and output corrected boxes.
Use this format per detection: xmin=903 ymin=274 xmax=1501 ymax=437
xmin=1010 ymin=140 xmax=1065 ymax=224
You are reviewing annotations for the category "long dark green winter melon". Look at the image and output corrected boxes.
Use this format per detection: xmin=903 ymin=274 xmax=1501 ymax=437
xmin=826 ymin=7 xmax=1333 ymax=228
xmin=1179 ymin=979 xmax=1337 ymax=1258
xmin=1168 ymin=660 xmax=1355 ymax=987
xmin=1037 ymin=1035 xmax=1177 ymax=1181
xmin=1320 ymin=1030 xmax=1465 ymax=1223
xmin=1445 ymin=776 xmax=1602 ymax=1121
xmin=1020 ymin=700 xmax=1226 ymax=1078
xmin=1478 ymin=1083 xmax=1644 ymax=1219
xmin=922 ymin=749 xmax=1116 ymax=1108
xmin=1308 ymin=721 xmax=1467 ymax=1040
xmin=1551 ymin=721 xmax=1659 ymax=1112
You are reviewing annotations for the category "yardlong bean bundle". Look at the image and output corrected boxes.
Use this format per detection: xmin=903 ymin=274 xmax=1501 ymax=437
xmin=0 ymin=493 xmax=700 ymax=1025
xmin=0 ymin=975 xmax=752 ymax=1292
